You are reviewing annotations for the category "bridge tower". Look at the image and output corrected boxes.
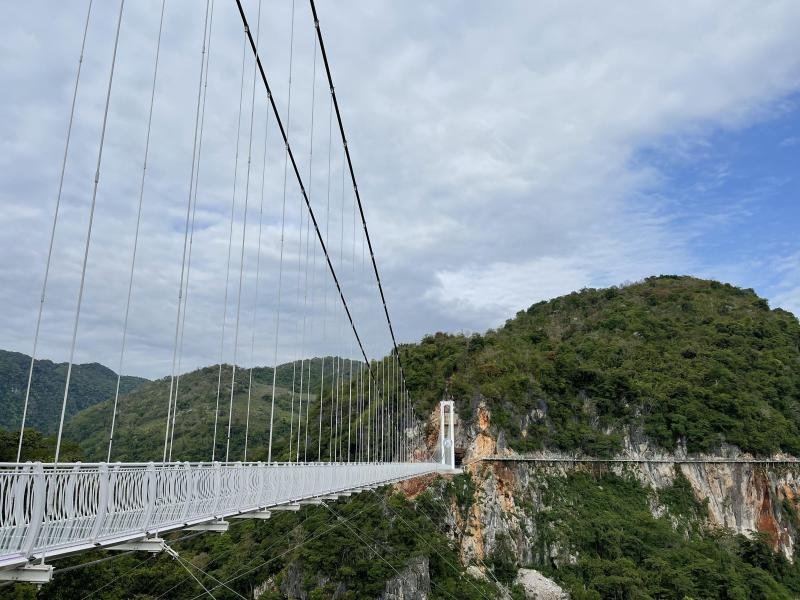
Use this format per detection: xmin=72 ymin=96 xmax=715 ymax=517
xmin=440 ymin=400 xmax=456 ymax=470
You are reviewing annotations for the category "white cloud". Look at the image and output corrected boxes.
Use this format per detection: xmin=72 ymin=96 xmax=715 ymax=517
xmin=0 ymin=0 xmax=799 ymax=378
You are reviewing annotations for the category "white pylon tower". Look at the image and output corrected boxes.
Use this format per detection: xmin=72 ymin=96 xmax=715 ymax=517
xmin=440 ymin=400 xmax=456 ymax=470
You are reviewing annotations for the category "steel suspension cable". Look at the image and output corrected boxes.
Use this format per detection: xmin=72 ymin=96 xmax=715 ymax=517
xmin=183 ymin=494 xmax=382 ymax=600
xmin=172 ymin=553 xmax=245 ymax=600
xmin=54 ymin=0 xmax=124 ymax=464
xmin=303 ymin=237 xmax=316 ymax=462
xmin=321 ymin=502 xmax=464 ymax=600
xmin=319 ymin=93 xmax=333 ymax=461
xmin=359 ymin=225 xmax=367 ymax=460
xmin=162 ymin=0 xmax=210 ymax=463
xmin=235 ymin=0 xmax=380 ymax=386
xmin=107 ymin=0 xmax=166 ymax=461
xmin=303 ymin=240 xmax=317 ymax=462
xmin=292 ymin=211 xmax=307 ymax=462
xmin=266 ymin=0 xmax=295 ymax=464
xmin=390 ymin=352 xmax=394 ymax=460
xmin=288 ymin=186 xmax=303 ymax=460
xmin=17 ymin=0 xmax=93 ymax=462
xmin=381 ymin=357 xmax=386 ymax=461
xmin=169 ymin=0 xmax=215 ymax=461
xmin=338 ymin=145 xmax=346 ymax=461
xmin=399 ymin=487 xmax=507 ymax=592
xmin=347 ymin=178 xmax=357 ymax=462
xmin=297 ymin=31 xmax=319 ymax=462
xmin=172 ymin=554 xmax=218 ymax=599
xmin=211 ymin=2 xmax=243 ymax=463
xmin=318 ymin=94 xmax=333 ymax=462
xmin=363 ymin=490 xmax=495 ymax=600
xmin=242 ymin=0 xmax=266 ymax=463
xmin=226 ymin=0 xmax=261 ymax=464
xmin=308 ymin=0 xmax=410 ymax=392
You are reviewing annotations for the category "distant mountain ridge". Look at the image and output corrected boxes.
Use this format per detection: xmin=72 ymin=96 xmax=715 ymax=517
xmin=0 ymin=349 xmax=148 ymax=434
xmin=63 ymin=357 xmax=362 ymax=462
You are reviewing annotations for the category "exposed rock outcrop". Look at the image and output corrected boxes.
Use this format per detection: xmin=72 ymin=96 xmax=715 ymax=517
xmin=515 ymin=568 xmax=568 ymax=599
xmin=425 ymin=399 xmax=800 ymax=562
xmin=279 ymin=560 xmax=307 ymax=599
xmin=380 ymin=556 xmax=431 ymax=600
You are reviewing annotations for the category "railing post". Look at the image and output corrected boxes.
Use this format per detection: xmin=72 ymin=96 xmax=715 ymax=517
xmin=257 ymin=461 xmax=266 ymax=507
xmin=90 ymin=463 xmax=111 ymax=542
xmin=21 ymin=462 xmax=45 ymax=557
xmin=180 ymin=462 xmax=195 ymax=522
xmin=143 ymin=462 xmax=157 ymax=532
xmin=235 ymin=462 xmax=243 ymax=512
xmin=212 ymin=462 xmax=222 ymax=516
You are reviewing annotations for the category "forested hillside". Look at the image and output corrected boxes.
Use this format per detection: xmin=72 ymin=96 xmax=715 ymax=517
xmin=63 ymin=357 xmax=362 ymax=462
xmin=0 ymin=349 xmax=147 ymax=434
xmin=60 ymin=276 xmax=800 ymax=462
xmin=401 ymin=275 xmax=800 ymax=456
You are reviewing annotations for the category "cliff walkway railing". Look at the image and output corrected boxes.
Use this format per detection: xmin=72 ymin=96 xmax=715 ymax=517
xmin=0 ymin=461 xmax=444 ymax=570
xmin=467 ymin=455 xmax=800 ymax=466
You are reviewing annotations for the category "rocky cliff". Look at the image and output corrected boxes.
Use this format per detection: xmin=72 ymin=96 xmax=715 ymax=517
xmin=406 ymin=400 xmax=800 ymax=598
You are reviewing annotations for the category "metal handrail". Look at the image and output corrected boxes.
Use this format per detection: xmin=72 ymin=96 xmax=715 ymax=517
xmin=0 ymin=461 xmax=445 ymax=566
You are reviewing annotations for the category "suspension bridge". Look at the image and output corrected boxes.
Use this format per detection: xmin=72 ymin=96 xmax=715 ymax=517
xmin=0 ymin=0 xmax=458 ymax=584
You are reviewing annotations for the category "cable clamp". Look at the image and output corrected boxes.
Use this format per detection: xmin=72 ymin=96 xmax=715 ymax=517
xmin=162 ymin=542 xmax=179 ymax=559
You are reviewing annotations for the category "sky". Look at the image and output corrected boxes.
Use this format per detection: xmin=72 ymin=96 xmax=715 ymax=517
xmin=0 ymin=1 xmax=798 ymax=379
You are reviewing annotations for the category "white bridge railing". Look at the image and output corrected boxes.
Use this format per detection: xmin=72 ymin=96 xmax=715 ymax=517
xmin=0 ymin=461 xmax=443 ymax=569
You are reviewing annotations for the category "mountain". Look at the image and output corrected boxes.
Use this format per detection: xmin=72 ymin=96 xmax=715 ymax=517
xmin=64 ymin=275 xmax=800 ymax=463
xmin=401 ymin=275 xmax=800 ymax=456
xmin=63 ymin=357 xmax=363 ymax=462
xmin=0 ymin=349 xmax=148 ymax=435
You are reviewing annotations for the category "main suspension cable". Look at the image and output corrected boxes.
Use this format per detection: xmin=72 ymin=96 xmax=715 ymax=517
xmin=308 ymin=0 xmax=409 ymax=389
xmin=235 ymin=0 xmax=377 ymax=382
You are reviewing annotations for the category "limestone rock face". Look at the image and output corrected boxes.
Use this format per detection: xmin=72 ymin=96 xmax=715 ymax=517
xmin=380 ymin=556 xmax=431 ymax=600
xmin=279 ymin=561 xmax=307 ymax=599
xmin=515 ymin=569 xmax=568 ymax=600
xmin=404 ymin=395 xmax=800 ymax=600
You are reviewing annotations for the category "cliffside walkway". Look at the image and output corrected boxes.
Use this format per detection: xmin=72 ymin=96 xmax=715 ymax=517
xmin=468 ymin=455 xmax=800 ymax=466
